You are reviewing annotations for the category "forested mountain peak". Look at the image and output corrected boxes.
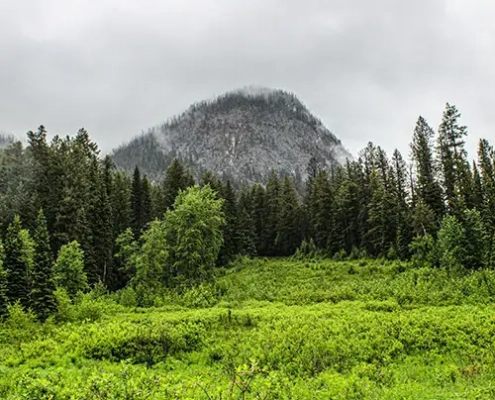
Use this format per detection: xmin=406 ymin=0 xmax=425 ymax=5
xmin=112 ymin=87 xmax=352 ymax=184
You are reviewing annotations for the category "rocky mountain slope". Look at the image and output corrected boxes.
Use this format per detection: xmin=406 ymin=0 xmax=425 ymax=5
xmin=112 ymin=87 xmax=351 ymax=184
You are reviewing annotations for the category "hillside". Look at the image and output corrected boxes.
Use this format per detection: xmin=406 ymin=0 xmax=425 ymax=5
xmin=112 ymin=87 xmax=351 ymax=184
xmin=2 ymin=257 xmax=495 ymax=399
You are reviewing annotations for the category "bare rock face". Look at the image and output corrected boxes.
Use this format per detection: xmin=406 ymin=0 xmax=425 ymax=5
xmin=112 ymin=87 xmax=351 ymax=184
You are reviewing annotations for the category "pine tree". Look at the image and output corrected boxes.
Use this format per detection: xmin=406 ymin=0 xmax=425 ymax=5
xmin=130 ymin=166 xmax=143 ymax=237
xmin=111 ymin=171 xmax=131 ymax=239
xmin=477 ymin=139 xmax=495 ymax=267
xmin=141 ymin=175 xmax=153 ymax=229
xmin=250 ymin=184 xmax=267 ymax=255
xmin=275 ymin=177 xmax=303 ymax=256
xmin=4 ymin=215 xmax=31 ymax=308
xmin=437 ymin=104 xmax=471 ymax=216
xmin=30 ymin=210 xmax=57 ymax=321
xmin=309 ymin=170 xmax=334 ymax=251
xmin=236 ymin=186 xmax=257 ymax=256
xmin=0 ymin=241 xmax=8 ymax=320
xmin=85 ymin=159 xmax=113 ymax=285
xmin=263 ymin=170 xmax=280 ymax=256
xmin=160 ymin=159 xmax=195 ymax=214
xmin=411 ymin=116 xmax=444 ymax=228
xmin=391 ymin=150 xmax=413 ymax=258
xmin=218 ymin=180 xmax=239 ymax=265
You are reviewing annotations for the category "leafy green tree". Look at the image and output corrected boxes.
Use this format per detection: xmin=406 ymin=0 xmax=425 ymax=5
xmin=114 ymin=228 xmax=138 ymax=288
xmin=53 ymin=241 xmax=89 ymax=298
xmin=4 ymin=215 xmax=31 ymax=308
xmin=30 ymin=210 xmax=57 ymax=321
xmin=164 ymin=185 xmax=225 ymax=284
xmin=132 ymin=220 xmax=168 ymax=292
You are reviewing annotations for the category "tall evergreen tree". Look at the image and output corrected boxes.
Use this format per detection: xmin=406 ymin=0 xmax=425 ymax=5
xmin=236 ymin=186 xmax=257 ymax=257
xmin=275 ymin=177 xmax=303 ymax=256
xmin=391 ymin=149 xmax=413 ymax=258
xmin=160 ymin=159 xmax=195 ymax=214
xmin=30 ymin=210 xmax=57 ymax=321
xmin=309 ymin=170 xmax=334 ymax=251
xmin=437 ymin=104 xmax=471 ymax=215
xmin=411 ymin=116 xmax=444 ymax=228
xmin=263 ymin=170 xmax=280 ymax=256
xmin=130 ymin=166 xmax=143 ymax=237
xmin=0 ymin=241 xmax=7 ymax=320
xmin=250 ymin=184 xmax=267 ymax=255
xmin=218 ymin=180 xmax=239 ymax=265
xmin=4 ymin=215 xmax=31 ymax=308
xmin=141 ymin=175 xmax=153 ymax=229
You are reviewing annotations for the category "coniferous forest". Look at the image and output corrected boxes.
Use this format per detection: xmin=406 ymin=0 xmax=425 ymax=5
xmin=3 ymin=104 xmax=495 ymax=398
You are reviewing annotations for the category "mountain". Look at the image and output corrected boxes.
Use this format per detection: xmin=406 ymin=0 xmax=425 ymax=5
xmin=112 ymin=87 xmax=352 ymax=184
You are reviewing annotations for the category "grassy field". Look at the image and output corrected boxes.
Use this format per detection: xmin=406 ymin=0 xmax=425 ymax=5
xmin=2 ymin=257 xmax=495 ymax=399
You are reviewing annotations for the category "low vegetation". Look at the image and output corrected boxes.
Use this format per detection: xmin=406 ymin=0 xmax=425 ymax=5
xmin=2 ymin=257 xmax=495 ymax=399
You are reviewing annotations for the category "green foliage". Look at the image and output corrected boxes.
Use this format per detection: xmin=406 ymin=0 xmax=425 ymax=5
xmin=409 ymin=234 xmax=438 ymax=268
xmin=0 ymin=243 xmax=7 ymax=320
xmin=437 ymin=215 xmax=465 ymax=272
xmin=4 ymin=258 xmax=495 ymax=398
xmin=165 ymin=185 xmax=225 ymax=284
xmin=53 ymin=241 xmax=89 ymax=298
xmin=4 ymin=215 xmax=32 ymax=309
xmin=30 ymin=210 xmax=57 ymax=321
xmin=132 ymin=219 xmax=168 ymax=298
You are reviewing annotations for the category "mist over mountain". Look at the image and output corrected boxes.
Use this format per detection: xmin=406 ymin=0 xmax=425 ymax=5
xmin=112 ymin=87 xmax=351 ymax=184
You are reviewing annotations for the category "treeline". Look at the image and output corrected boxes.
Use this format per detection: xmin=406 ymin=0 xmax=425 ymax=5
xmin=0 ymin=102 xmax=494 ymax=319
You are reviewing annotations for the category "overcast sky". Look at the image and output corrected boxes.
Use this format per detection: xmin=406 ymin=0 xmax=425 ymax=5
xmin=1 ymin=0 xmax=494 ymax=159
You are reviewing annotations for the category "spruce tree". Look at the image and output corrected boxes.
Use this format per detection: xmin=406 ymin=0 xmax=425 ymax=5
xmin=130 ymin=166 xmax=143 ymax=237
xmin=0 ymin=242 xmax=7 ymax=320
xmin=236 ymin=186 xmax=257 ymax=257
xmin=4 ymin=215 xmax=31 ymax=308
xmin=310 ymin=170 xmax=334 ymax=251
xmin=391 ymin=150 xmax=413 ymax=258
xmin=275 ymin=177 xmax=303 ymax=256
xmin=250 ymin=184 xmax=267 ymax=255
xmin=477 ymin=139 xmax=495 ymax=266
xmin=263 ymin=170 xmax=280 ymax=256
xmin=437 ymin=104 xmax=471 ymax=216
xmin=160 ymin=159 xmax=195 ymax=214
xmin=411 ymin=116 xmax=444 ymax=228
xmin=85 ymin=159 xmax=113 ymax=285
xmin=218 ymin=180 xmax=239 ymax=265
xmin=141 ymin=175 xmax=153 ymax=229
xmin=30 ymin=210 xmax=57 ymax=321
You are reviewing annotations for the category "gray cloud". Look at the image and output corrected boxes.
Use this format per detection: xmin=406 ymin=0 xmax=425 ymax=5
xmin=0 ymin=0 xmax=494 ymax=159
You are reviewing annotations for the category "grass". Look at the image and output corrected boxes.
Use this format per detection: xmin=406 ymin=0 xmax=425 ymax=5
xmin=2 ymin=257 xmax=495 ymax=399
